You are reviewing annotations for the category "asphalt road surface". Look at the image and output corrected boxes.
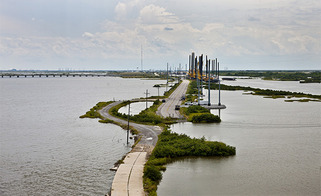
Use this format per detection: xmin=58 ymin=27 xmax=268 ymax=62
xmin=157 ymin=79 xmax=189 ymax=119
xmin=99 ymin=101 xmax=162 ymax=147
xmin=101 ymin=81 xmax=189 ymax=196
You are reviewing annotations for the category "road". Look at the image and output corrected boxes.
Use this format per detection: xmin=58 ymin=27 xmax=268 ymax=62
xmin=99 ymin=101 xmax=162 ymax=147
xmin=99 ymin=80 xmax=189 ymax=196
xmin=157 ymin=79 xmax=189 ymax=118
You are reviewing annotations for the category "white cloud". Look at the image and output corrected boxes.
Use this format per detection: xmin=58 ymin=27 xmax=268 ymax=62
xmin=115 ymin=2 xmax=127 ymax=20
xmin=139 ymin=4 xmax=180 ymax=24
xmin=82 ymin=32 xmax=94 ymax=39
xmin=0 ymin=0 xmax=320 ymax=69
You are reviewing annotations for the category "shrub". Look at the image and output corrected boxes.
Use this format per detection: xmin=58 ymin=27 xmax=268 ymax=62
xmin=144 ymin=165 xmax=162 ymax=182
xmin=191 ymin=113 xmax=221 ymax=123
xmin=143 ymin=128 xmax=236 ymax=195
xmin=79 ymin=101 xmax=113 ymax=119
xmin=185 ymin=105 xmax=210 ymax=115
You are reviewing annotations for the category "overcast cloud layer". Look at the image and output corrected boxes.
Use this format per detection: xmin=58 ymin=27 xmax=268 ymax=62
xmin=0 ymin=0 xmax=320 ymax=70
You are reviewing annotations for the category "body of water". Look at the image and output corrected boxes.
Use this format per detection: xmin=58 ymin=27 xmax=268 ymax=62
xmin=118 ymin=101 xmax=152 ymax=116
xmin=222 ymin=78 xmax=321 ymax=95
xmin=0 ymin=77 xmax=166 ymax=195
xmin=1 ymin=76 xmax=320 ymax=195
xmin=158 ymin=80 xmax=321 ymax=195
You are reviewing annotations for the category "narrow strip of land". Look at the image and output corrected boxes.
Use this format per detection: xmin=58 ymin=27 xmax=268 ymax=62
xmin=100 ymin=102 xmax=162 ymax=147
xmin=157 ymin=79 xmax=189 ymax=118
xmin=99 ymin=80 xmax=188 ymax=196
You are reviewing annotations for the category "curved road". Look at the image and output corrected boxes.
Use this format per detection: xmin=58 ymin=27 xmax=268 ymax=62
xmin=99 ymin=102 xmax=162 ymax=147
xmin=99 ymin=80 xmax=189 ymax=196
xmin=99 ymin=79 xmax=189 ymax=147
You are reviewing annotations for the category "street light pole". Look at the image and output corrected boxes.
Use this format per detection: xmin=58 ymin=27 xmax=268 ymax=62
xmin=127 ymin=102 xmax=130 ymax=145
xmin=144 ymin=89 xmax=150 ymax=109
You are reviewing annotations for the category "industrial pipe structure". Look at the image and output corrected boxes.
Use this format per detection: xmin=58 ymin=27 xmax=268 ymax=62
xmin=187 ymin=52 xmax=222 ymax=106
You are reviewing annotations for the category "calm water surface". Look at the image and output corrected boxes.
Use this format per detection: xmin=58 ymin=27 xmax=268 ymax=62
xmin=158 ymin=82 xmax=321 ymax=195
xmin=0 ymin=77 xmax=166 ymax=195
xmin=118 ymin=102 xmax=152 ymax=115
xmin=222 ymin=78 xmax=320 ymax=95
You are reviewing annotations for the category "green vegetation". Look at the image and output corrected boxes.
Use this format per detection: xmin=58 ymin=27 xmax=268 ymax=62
xmin=108 ymin=81 xmax=182 ymax=124
xmin=207 ymin=83 xmax=321 ymax=101
xmin=107 ymin=71 xmax=164 ymax=79
xmin=79 ymin=101 xmax=114 ymax=119
xmin=131 ymin=100 xmax=163 ymax=124
xmin=285 ymin=99 xmax=321 ymax=102
xmin=219 ymin=70 xmax=321 ymax=83
xmin=181 ymin=105 xmax=221 ymax=123
xmin=79 ymin=101 xmax=140 ymax=135
xmin=163 ymin=81 xmax=182 ymax=97
xmin=183 ymin=105 xmax=209 ymax=115
xmin=191 ymin=113 xmax=221 ymax=123
xmin=110 ymin=99 xmax=175 ymax=125
xmin=105 ymin=71 xmax=179 ymax=81
xmin=184 ymin=80 xmax=198 ymax=103
xmin=186 ymin=80 xmax=198 ymax=95
xmin=143 ymin=128 xmax=236 ymax=195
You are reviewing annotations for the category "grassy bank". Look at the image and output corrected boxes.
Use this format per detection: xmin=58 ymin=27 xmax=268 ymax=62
xmin=108 ymin=81 xmax=182 ymax=125
xmin=143 ymin=128 xmax=236 ymax=195
xmin=219 ymin=70 xmax=320 ymax=83
xmin=181 ymin=105 xmax=221 ymax=123
xmin=207 ymin=83 xmax=321 ymax=101
xmin=183 ymin=79 xmax=199 ymax=103
xmin=79 ymin=101 xmax=140 ymax=135
xmin=109 ymin=100 xmax=169 ymax=125
xmin=79 ymin=101 xmax=114 ymax=119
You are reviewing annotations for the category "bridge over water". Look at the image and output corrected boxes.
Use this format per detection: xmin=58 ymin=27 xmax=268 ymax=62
xmin=1 ymin=72 xmax=109 ymax=78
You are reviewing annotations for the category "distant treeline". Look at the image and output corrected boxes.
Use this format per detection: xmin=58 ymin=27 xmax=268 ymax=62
xmin=207 ymin=83 xmax=321 ymax=100
xmin=219 ymin=71 xmax=320 ymax=83
xmin=107 ymin=71 xmax=169 ymax=79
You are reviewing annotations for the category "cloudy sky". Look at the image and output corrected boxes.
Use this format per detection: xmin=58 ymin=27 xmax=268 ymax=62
xmin=0 ymin=0 xmax=320 ymax=70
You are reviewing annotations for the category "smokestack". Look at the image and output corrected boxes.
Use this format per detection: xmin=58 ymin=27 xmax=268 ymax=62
xmin=218 ymin=62 xmax=221 ymax=106
xmin=215 ymin=58 xmax=218 ymax=76
xmin=208 ymin=58 xmax=211 ymax=106
xmin=191 ymin=52 xmax=195 ymax=76
xmin=200 ymin=54 xmax=203 ymax=95
xmin=188 ymin=55 xmax=191 ymax=74
xmin=205 ymin=56 xmax=208 ymax=77
xmin=196 ymin=56 xmax=200 ymax=105
xmin=212 ymin=59 xmax=215 ymax=76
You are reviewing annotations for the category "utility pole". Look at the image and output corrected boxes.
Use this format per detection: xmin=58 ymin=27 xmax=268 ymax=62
xmin=157 ymin=86 xmax=160 ymax=97
xmin=218 ymin=62 xmax=221 ymax=106
xmin=166 ymin=63 xmax=169 ymax=92
xmin=144 ymin=89 xmax=150 ymax=109
xmin=200 ymin=54 xmax=203 ymax=96
xmin=208 ymin=58 xmax=211 ymax=106
xmin=127 ymin=102 xmax=130 ymax=145
xmin=191 ymin=52 xmax=195 ymax=78
xmin=141 ymin=44 xmax=143 ymax=71
xmin=197 ymin=57 xmax=200 ymax=105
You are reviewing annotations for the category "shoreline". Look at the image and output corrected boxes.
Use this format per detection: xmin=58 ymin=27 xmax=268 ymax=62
xmin=99 ymin=102 xmax=162 ymax=196
xmin=99 ymin=81 xmax=188 ymax=195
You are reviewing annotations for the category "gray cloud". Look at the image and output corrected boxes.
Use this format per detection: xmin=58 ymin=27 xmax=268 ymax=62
xmin=0 ymin=0 xmax=320 ymax=70
xmin=248 ymin=17 xmax=260 ymax=22
xmin=164 ymin=27 xmax=174 ymax=31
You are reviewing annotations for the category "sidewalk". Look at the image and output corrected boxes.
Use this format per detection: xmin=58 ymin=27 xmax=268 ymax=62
xmin=111 ymin=150 xmax=147 ymax=196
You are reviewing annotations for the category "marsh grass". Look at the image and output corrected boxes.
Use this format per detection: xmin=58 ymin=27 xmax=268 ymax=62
xmin=143 ymin=128 xmax=235 ymax=195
